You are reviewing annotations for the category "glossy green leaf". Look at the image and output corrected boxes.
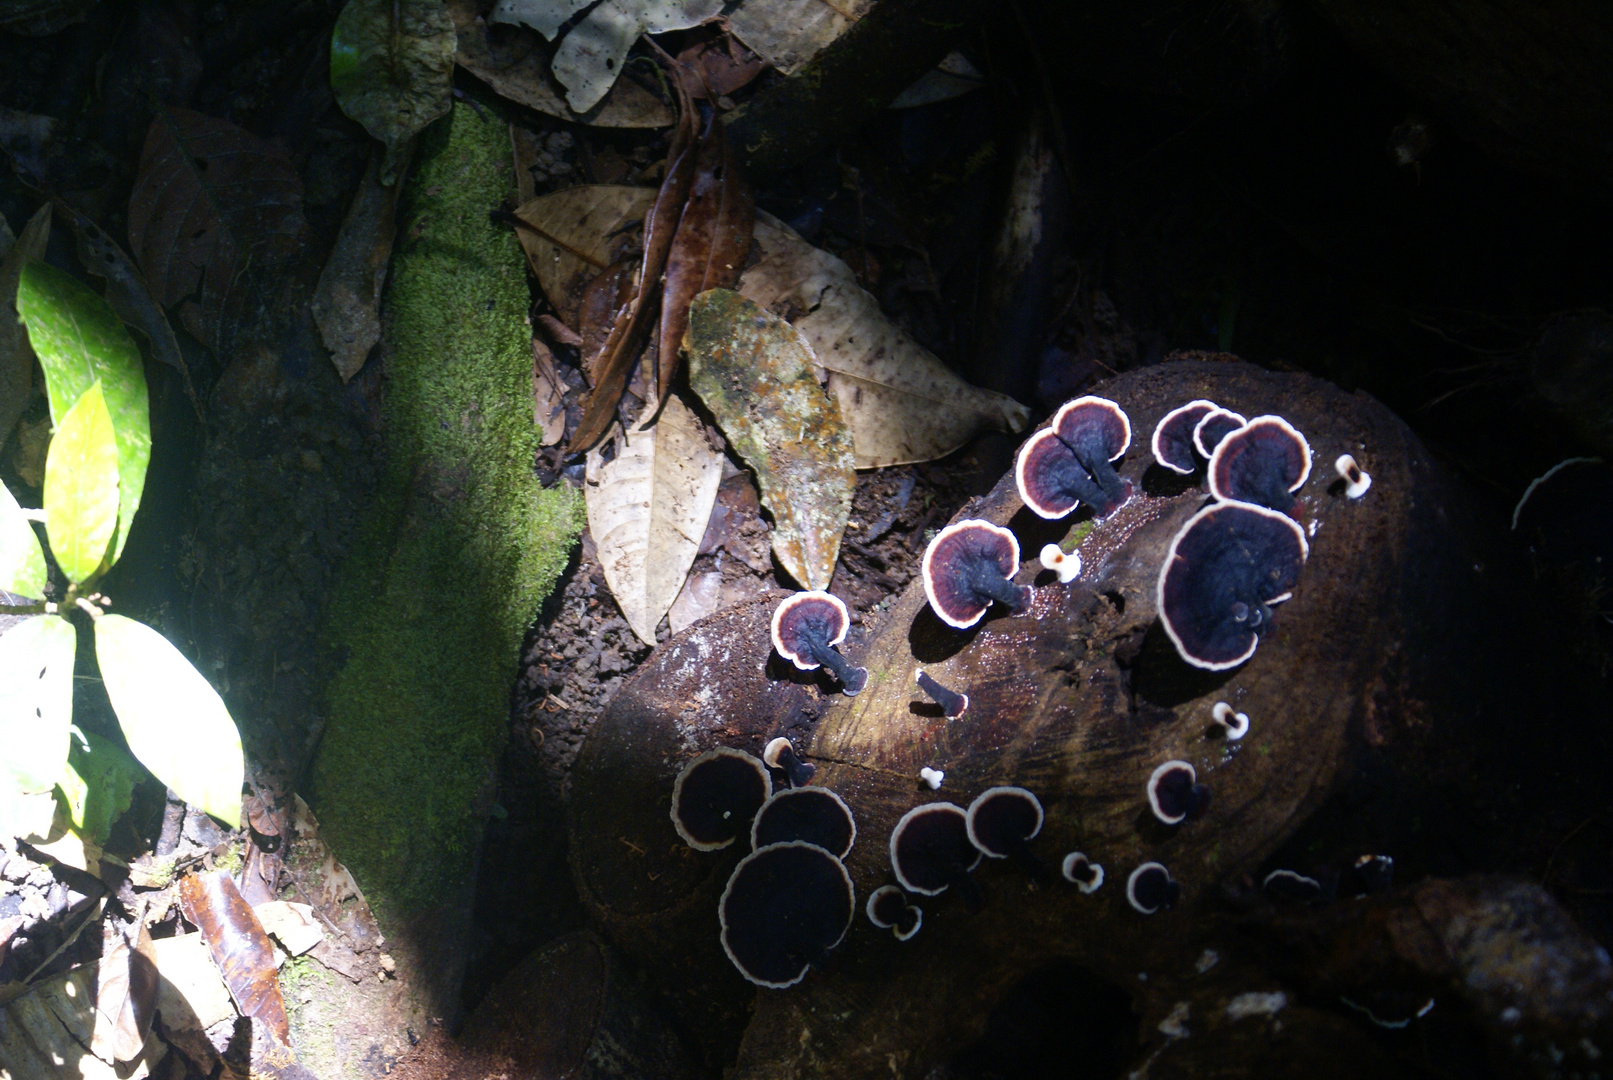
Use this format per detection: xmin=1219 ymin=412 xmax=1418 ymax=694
xmin=57 ymin=731 xmax=141 ymax=845
xmin=0 ymin=615 xmax=76 ymax=793
xmin=331 ymin=0 xmax=455 ymax=185
xmin=96 ymin=614 xmax=242 ymax=828
xmin=17 ymin=261 xmax=150 ymax=565
xmin=43 ymin=380 xmax=120 ymax=584
xmin=0 ymin=480 xmax=46 ymax=598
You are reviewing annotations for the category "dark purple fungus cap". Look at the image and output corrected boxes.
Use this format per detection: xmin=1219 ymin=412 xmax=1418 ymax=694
xmin=915 ymin=670 xmax=969 ymax=717
xmin=1348 ymin=854 xmax=1395 ymax=895
xmin=1126 ymin=862 xmax=1180 ymax=914
xmin=890 ymin=802 xmax=984 ymax=911
xmin=1157 ymin=500 xmax=1309 ymax=670
xmin=1334 ymin=454 xmax=1372 ymax=499
xmin=1152 ymin=399 xmax=1219 ymax=474
xmin=892 ymin=904 xmax=922 ymax=940
xmin=966 ymin=786 xmax=1047 ymax=880
xmin=866 ymin=884 xmax=908 ymax=929
xmin=671 ymin=746 xmax=772 ymax=851
xmin=1060 ymin=852 xmax=1104 ymax=894
xmin=922 ymin=520 xmax=1029 ymax=629
xmin=1208 ymin=416 xmax=1313 ymax=515
xmin=1146 ymin=761 xmax=1211 ymax=825
xmin=771 ymin=591 xmax=868 ymax=695
xmin=1262 ymin=868 xmax=1326 ymax=902
xmin=1014 ymin=395 xmax=1133 ymax=518
xmin=751 ymin=786 xmax=856 ymax=859
xmin=720 ymin=841 xmax=854 ymax=988
xmin=763 ymin=736 xmax=816 ymax=788
xmin=1192 ymin=406 xmax=1247 ymax=459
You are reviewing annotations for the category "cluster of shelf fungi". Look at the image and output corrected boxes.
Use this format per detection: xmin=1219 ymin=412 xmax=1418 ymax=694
xmin=676 ymin=385 xmax=1381 ymax=989
xmin=568 ymin=361 xmax=1613 ymax=1079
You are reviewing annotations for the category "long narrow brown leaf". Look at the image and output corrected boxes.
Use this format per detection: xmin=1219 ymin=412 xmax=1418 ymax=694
xmin=655 ymin=114 xmax=755 ymax=410
xmin=566 ymin=68 xmax=701 ymax=453
xmin=179 ymin=871 xmax=291 ymax=1046
xmin=90 ymin=919 xmax=158 ymax=1063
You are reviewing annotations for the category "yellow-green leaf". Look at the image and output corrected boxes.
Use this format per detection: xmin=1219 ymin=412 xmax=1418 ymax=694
xmin=95 ymin=615 xmax=242 ymax=829
xmin=43 ymin=380 xmax=120 ymax=584
xmin=685 ymin=289 xmax=854 ymax=591
xmin=0 ymin=615 xmax=75 ymax=793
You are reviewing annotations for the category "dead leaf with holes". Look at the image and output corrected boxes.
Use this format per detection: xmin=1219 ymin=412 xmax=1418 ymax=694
xmin=585 ymin=394 xmax=723 ymax=645
xmin=686 ymin=289 xmax=854 ymax=591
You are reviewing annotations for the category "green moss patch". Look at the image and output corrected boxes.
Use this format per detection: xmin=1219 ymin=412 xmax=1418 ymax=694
xmin=311 ymin=97 xmax=581 ymax=924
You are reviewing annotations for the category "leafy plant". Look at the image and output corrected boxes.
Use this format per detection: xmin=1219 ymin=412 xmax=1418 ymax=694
xmin=1 ymin=261 xmax=242 ymax=843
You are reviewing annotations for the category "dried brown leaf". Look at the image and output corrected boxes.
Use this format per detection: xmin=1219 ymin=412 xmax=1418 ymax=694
xmin=656 ymin=114 xmax=755 ymax=409
xmin=313 ymin=148 xmax=408 ymax=382
xmin=532 ymin=338 xmax=568 ymax=447
xmin=726 ymin=0 xmax=874 ymax=74
xmin=90 ymin=920 xmax=158 ymax=1063
xmin=178 ymin=871 xmax=290 ymax=1046
xmin=127 ymin=107 xmax=307 ymax=357
xmin=685 ymin=289 xmax=854 ymax=590
xmin=513 ymin=186 xmax=642 ymax=328
xmin=578 ymin=256 xmax=638 ymax=378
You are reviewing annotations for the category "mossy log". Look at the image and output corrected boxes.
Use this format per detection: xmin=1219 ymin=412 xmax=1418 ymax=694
xmin=570 ymin=360 xmax=1539 ymax=1076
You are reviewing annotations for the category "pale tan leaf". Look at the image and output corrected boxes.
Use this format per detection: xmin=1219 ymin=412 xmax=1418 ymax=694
xmin=514 ymin=185 xmax=652 ymax=328
xmin=152 ymin=931 xmax=237 ymax=1030
xmin=585 ymin=394 xmax=723 ymax=645
xmin=1 ymin=961 xmax=166 ymax=1079
xmin=90 ymin=922 xmax=158 ymax=1063
xmin=531 ymin=339 xmax=567 ymax=447
xmin=668 ymin=569 xmax=723 ymax=634
xmin=740 ymin=214 xmax=1029 ymax=468
xmin=726 ymin=0 xmax=874 ymax=74
xmin=252 ymin=901 xmax=323 ymax=960
xmin=685 ymin=289 xmax=855 ymax=590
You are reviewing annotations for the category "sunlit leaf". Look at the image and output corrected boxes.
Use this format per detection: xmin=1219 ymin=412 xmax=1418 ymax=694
xmin=17 ymin=261 xmax=150 ymax=565
xmin=57 ymin=731 xmax=141 ymax=845
xmin=332 ymin=0 xmax=456 ymax=184
xmin=0 ymin=615 xmax=74 ymax=793
xmin=0 ymin=480 xmax=46 ymax=599
xmin=585 ymin=394 xmax=722 ymax=645
xmin=42 ymin=380 xmax=120 ymax=584
xmin=95 ymin=614 xmax=242 ymax=828
xmin=686 ymin=289 xmax=855 ymax=590
xmin=90 ymin=920 xmax=158 ymax=1064
xmin=178 ymin=871 xmax=291 ymax=1045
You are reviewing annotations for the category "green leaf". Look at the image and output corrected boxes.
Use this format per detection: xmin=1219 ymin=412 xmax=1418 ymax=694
xmin=17 ymin=261 xmax=151 ymax=566
xmin=330 ymin=0 xmax=456 ymax=185
xmin=95 ymin=614 xmax=242 ymax=828
xmin=0 ymin=615 xmax=76 ymax=793
xmin=57 ymin=731 xmax=140 ymax=845
xmin=43 ymin=380 xmax=120 ymax=584
xmin=0 ymin=480 xmax=46 ymax=598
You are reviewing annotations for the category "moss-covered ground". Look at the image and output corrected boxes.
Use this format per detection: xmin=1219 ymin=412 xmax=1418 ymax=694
xmin=309 ymin=95 xmax=582 ymax=927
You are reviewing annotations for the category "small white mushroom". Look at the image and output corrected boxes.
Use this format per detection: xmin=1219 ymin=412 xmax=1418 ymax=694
xmin=1039 ymin=543 xmax=1082 ymax=583
xmin=1334 ymin=453 xmax=1372 ymax=498
xmin=1211 ymin=702 xmax=1249 ymax=740
xmin=919 ymin=766 xmax=945 ymax=790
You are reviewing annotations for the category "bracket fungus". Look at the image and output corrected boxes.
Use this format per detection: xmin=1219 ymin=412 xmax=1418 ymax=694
xmin=1207 ymin=416 xmax=1313 ymax=515
xmin=719 ymin=841 xmax=855 ymax=989
xmin=965 ymin=786 xmax=1046 ymax=879
xmin=763 ymin=736 xmax=817 ymax=788
xmin=1334 ymin=453 xmax=1372 ymax=499
xmin=866 ymin=884 xmax=923 ymax=941
xmin=1060 ymin=852 xmax=1105 ymax=894
xmin=1157 ymin=500 xmax=1310 ymax=670
xmin=919 ymin=766 xmax=945 ymax=790
xmin=771 ymin=591 xmax=869 ymax=695
xmin=1038 ymin=543 xmax=1082 ymax=583
xmin=1193 ymin=405 xmax=1247 ymax=458
xmin=921 ymin=520 xmax=1030 ymax=629
xmin=671 ymin=746 xmax=772 ymax=851
xmin=1146 ymin=761 xmax=1211 ymax=825
xmin=889 ymin=802 xmax=984 ymax=909
xmin=1151 ymin=399 xmax=1220 ymax=474
xmin=1014 ymin=395 xmax=1133 ymax=518
xmin=1262 ymin=868 xmax=1326 ymax=902
xmin=915 ymin=670 xmax=969 ymax=717
xmin=1126 ymin=862 xmax=1180 ymax=914
xmin=751 ymin=786 xmax=856 ymax=859
xmin=1210 ymin=702 xmax=1250 ymax=740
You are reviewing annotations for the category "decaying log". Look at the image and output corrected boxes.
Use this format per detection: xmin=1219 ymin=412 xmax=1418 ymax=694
xmin=569 ymin=360 xmax=1547 ymax=1076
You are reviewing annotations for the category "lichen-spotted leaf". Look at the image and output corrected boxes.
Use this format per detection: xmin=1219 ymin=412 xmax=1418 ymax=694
xmin=685 ymin=288 xmax=854 ymax=591
xmin=96 ymin=614 xmax=242 ymax=829
xmin=43 ymin=380 xmax=120 ymax=584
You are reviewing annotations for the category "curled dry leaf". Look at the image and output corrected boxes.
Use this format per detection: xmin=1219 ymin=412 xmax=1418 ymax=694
xmin=90 ymin=920 xmax=158 ymax=1064
xmin=532 ymin=338 xmax=568 ymax=447
xmin=725 ymin=0 xmax=874 ymax=75
xmin=585 ymin=394 xmax=723 ymax=646
xmin=452 ymin=0 xmax=673 ymax=128
xmin=741 ymin=215 xmax=1029 ymax=467
xmin=686 ymin=289 xmax=855 ymax=591
xmin=179 ymin=871 xmax=291 ymax=1046
xmin=313 ymin=148 xmax=409 ymax=382
xmin=127 ymin=107 xmax=307 ymax=358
